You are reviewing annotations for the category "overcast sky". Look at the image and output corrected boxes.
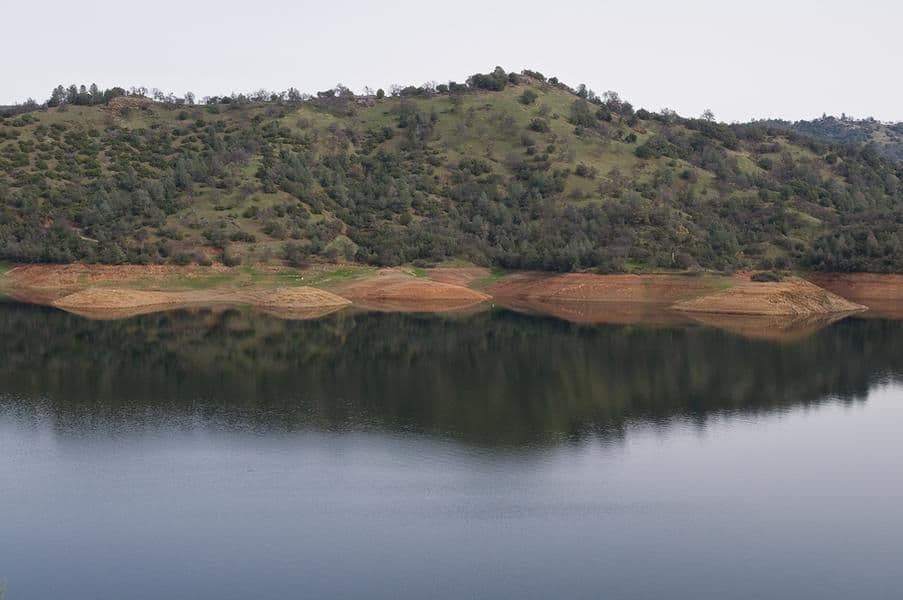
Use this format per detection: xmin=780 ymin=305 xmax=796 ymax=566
xmin=2 ymin=0 xmax=899 ymax=122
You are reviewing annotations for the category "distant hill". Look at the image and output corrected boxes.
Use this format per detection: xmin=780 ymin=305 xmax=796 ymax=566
xmin=756 ymin=116 xmax=903 ymax=162
xmin=1 ymin=68 xmax=902 ymax=272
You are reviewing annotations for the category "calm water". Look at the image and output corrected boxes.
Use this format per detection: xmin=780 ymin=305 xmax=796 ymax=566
xmin=1 ymin=303 xmax=902 ymax=599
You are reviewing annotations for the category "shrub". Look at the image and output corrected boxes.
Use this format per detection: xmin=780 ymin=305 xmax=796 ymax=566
xmin=283 ymin=241 xmax=309 ymax=267
xmin=222 ymin=246 xmax=242 ymax=267
xmin=467 ymin=67 xmax=508 ymax=91
xmin=518 ymin=90 xmax=538 ymax=105
xmin=172 ymin=251 xmax=193 ymax=265
xmin=528 ymin=118 xmax=550 ymax=133
xmin=574 ymin=163 xmax=597 ymax=178
xmin=751 ymin=271 xmax=784 ymax=283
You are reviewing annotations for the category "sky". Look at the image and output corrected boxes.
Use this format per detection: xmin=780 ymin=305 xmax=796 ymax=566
xmin=2 ymin=0 xmax=900 ymax=122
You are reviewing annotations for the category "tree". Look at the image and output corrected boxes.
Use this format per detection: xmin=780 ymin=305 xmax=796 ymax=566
xmin=701 ymin=108 xmax=715 ymax=122
xmin=48 ymin=85 xmax=67 ymax=107
xmin=376 ymin=88 xmax=385 ymax=100
xmin=185 ymin=91 xmax=196 ymax=105
xmin=569 ymin=99 xmax=596 ymax=128
xmin=519 ymin=89 xmax=538 ymax=105
xmin=603 ymin=90 xmax=621 ymax=111
xmin=467 ymin=66 xmax=508 ymax=91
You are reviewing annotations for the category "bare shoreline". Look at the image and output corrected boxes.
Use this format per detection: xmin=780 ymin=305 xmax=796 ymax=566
xmin=2 ymin=264 xmax=898 ymax=332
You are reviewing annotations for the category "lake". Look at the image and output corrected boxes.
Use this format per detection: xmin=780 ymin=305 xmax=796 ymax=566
xmin=1 ymin=302 xmax=902 ymax=599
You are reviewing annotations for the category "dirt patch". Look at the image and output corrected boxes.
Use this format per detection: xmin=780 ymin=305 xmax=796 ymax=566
xmin=3 ymin=264 xmax=891 ymax=326
xmin=335 ymin=268 xmax=490 ymax=312
xmin=51 ymin=286 xmax=350 ymax=320
xmin=488 ymin=272 xmax=724 ymax=304
xmin=5 ymin=264 xmax=232 ymax=289
xmin=673 ymin=276 xmax=866 ymax=316
xmin=55 ymin=288 xmax=188 ymax=310
xmin=806 ymin=273 xmax=903 ymax=318
xmin=424 ymin=266 xmax=491 ymax=288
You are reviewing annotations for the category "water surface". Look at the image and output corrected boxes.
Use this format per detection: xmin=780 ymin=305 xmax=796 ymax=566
xmin=1 ymin=304 xmax=901 ymax=599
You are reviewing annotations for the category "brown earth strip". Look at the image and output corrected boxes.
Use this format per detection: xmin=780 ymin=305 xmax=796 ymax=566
xmin=673 ymin=277 xmax=866 ymax=316
xmin=332 ymin=268 xmax=490 ymax=312
xmin=423 ymin=266 xmax=491 ymax=288
xmin=0 ymin=264 xmax=893 ymax=326
xmin=51 ymin=286 xmax=350 ymax=320
xmin=806 ymin=273 xmax=903 ymax=318
xmin=488 ymin=272 xmax=725 ymax=304
xmin=4 ymin=263 xmax=232 ymax=289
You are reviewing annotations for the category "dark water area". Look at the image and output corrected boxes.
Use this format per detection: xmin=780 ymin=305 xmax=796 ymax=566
xmin=1 ymin=303 xmax=902 ymax=599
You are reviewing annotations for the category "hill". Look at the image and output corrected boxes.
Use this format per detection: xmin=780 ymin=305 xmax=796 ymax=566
xmin=2 ymin=68 xmax=902 ymax=273
xmin=756 ymin=115 xmax=903 ymax=162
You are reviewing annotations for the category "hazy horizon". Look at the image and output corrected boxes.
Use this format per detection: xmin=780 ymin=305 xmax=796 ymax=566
xmin=3 ymin=0 xmax=901 ymax=123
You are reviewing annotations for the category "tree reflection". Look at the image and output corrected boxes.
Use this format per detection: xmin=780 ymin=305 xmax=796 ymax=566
xmin=0 ymin=303 xmax=901 ymax=446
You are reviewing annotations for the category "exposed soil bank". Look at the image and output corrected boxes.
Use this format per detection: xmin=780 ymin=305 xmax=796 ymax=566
xmin=806 ymin=273 xmax=903 ymax=318
xmin=673 ymin=277 xmax=866 ymax=316
xmin=2 ymin=265 xmax=898 ymax=326
xmin=51 ymin=286 xmax=350 ymax=320
xmin=3 ymin=263 xmax=234 ymax=289
xmin=490 ymin=272 xmax=869 ymax=317
xmin=332 ymin=268 xmax=491 ymax=312
xmin=488 ymin=272 xmax=723 ymax=304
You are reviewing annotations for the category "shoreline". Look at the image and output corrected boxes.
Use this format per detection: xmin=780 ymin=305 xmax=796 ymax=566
xmin=1 ymin=264 xmax=898 ymax=331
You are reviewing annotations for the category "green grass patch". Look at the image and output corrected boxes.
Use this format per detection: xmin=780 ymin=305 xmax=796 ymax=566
xmin=124 ymin=271 xmax=240 ymax=291
xmin=300 ymin=266 xmax=374 ymax=287
xmin=472 ymin=267 xmax=511 ymax=289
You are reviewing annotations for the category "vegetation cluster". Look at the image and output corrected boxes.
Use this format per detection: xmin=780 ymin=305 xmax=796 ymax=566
xmin=2 ymin=68 xmax=902 ymax=272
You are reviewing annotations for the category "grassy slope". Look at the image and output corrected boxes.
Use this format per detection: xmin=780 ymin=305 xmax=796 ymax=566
xmin=0 ymin=80 xmax=886 ymax=271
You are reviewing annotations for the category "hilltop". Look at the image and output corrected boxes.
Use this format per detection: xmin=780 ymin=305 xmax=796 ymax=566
xmin=2 ymin=67 xmax=902 ymax=273
xmin=757 ymin=115 xmax=903 ymax=162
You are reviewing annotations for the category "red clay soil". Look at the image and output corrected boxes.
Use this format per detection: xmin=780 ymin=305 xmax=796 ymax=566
xmin=488 ymin=272 xmax=722 ymax=304
xmin=3 ymin=263 xmax=233 ymax=289
xmin=423 ymin=266 xmax=491 ymax=288
xmin=673 ymin=277 xmax=866 ymax=316
xmin=806 ymin=273 xmax=903 ymax=317
xmin=50 ymin=286 xmax=350 ymax=320
xmin=334 ymin=269 xmax=490 ymax=312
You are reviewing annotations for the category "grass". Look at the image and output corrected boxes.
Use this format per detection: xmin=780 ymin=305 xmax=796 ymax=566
xmin=126 ymin=271 xmax=240 ymax=291
xmin=301 ymin=266 xmax=373 ymax=287
xmin=472 ymin=267 xmax=511 ymax=289
xmin=0 ymin=262 xmax=11 ymax=276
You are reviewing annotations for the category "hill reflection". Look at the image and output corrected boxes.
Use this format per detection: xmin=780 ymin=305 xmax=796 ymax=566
xmin=0 ymin=303 xmax=900 ymax=446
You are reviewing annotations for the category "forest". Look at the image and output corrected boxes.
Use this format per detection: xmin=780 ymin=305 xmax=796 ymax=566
xmin=2 ymin=67 xmax=902 ymax=272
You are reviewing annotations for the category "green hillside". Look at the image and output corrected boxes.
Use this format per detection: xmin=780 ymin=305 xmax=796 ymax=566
xmin=757 ymin=115 xmax=903 ymax=162
xmin=2 ymin=68 xmax=902 ymax=272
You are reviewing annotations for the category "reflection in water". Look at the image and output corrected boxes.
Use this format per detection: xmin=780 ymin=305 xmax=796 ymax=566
xmin=3 ymin=302 xmax=903 ymax=600
xmin=1 ymin=302 xmax=901 ymax=445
